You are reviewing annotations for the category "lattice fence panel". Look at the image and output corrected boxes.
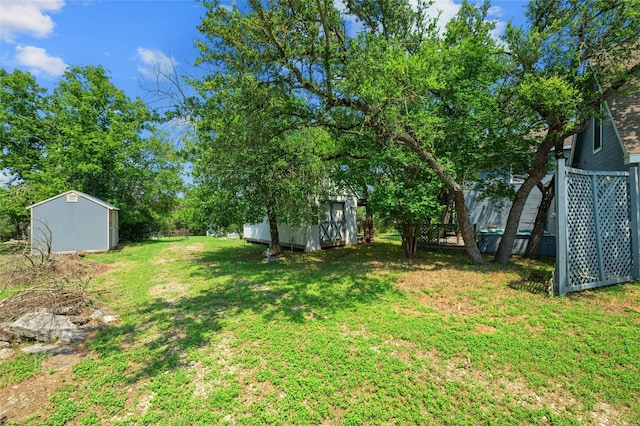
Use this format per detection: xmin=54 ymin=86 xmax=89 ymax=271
xmin=596 ymin=176 xmax=632 ymax=280
xmin=560 ymin=167 xmax=634 ymax=294
xmin=566 ymin=173 xmax=599 ymax=286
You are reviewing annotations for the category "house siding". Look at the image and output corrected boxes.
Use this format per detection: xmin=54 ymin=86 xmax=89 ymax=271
xmin=31 ymin=193 xmax=112 ymax=253
xmin=465 ymin=179 xmax=549 ymax=231
xmin=572 ymin=118 xmax=626 ymax=171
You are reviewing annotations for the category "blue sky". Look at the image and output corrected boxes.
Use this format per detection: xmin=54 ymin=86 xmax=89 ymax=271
xmin=0 ymin=0 xmax=529 ymax=103
xmin=0 ymin=0 xmax=206 ymax=104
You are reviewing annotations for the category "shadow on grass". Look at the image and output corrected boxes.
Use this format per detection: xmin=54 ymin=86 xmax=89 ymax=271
xmin=88 ymin=238 xmax=413 ymax=383
xmin=87 ymin=238 xmax=563 ymax=386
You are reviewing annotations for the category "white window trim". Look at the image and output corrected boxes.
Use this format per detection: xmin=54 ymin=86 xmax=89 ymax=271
xmin=593 ymin=107 xmax=604 ymax=154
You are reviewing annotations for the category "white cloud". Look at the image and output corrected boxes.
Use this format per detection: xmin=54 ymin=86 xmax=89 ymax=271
xmin=15 ymin=45 xmax=68 ymax=77
xmin=487 ymin=5 xmax=504 ymax=18
xmin=0 ymin=0 xmax=65 ymax=42
xmin=335 ymin=0 xmax=463 ymax=36
xmin=136 ymin=47 xmax=176 ymax=80
xmin=0 ymin=171 xmax=9 ymax=186
xmin=486 ymin=5 xmax=507 ymax=40
xmin=424 ymin=0 xmax=461 ymax=30
xmin=427 ymin=1 xmax=509 ymax=40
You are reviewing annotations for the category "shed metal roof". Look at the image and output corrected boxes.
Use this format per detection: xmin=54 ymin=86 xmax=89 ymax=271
xmin=27 ymin=190 xmax=120 ymax=211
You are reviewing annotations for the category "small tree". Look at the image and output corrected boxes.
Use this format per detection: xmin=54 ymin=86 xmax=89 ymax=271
xmin=191 ymin=73 xmax=335 ymax=256
xmin=370 ymin=147 xmax=444 ymax=259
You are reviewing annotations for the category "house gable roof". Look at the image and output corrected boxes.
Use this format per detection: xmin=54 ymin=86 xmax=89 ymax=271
xmin=27 ymin=190 xmax=120 ymax=211
xmin=608 ymin=87 xmax=640 ymax=161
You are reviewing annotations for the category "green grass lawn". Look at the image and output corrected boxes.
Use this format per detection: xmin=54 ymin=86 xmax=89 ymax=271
xmin=2 ymin=236 xmax=640 ymax=425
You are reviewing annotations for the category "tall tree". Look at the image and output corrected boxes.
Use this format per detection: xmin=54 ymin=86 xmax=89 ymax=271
xmin=0 ymin=66 xmax=183 ymax=241
xmin=494 ymin=0 xmax=640 ymax=264
xmin=196 ymin=0 xmax=508 ymax=264
xmin=0 ymin=69 xmax=49 ymax=187
xmin=0 ymin=69 xmax=48 ymax=239
xmin=191 ymin=73 xmax=335 ymax=256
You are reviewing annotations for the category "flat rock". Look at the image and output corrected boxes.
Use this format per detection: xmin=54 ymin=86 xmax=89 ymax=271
xmin=57 ymin=327 xmax=90 ymax=344
xmin=89 ymin=309 xmax=106 ymax=320
xmin=0 ymin=347 xmax=15 ymax=360
xmin=101 ymin=315 xmax=118 ymax=323
xmin=0 ymin=323 xmax=16 ymax=342
xmin=9 ymin=311 xmax=77 ymax=343
xmin=90 ymin=309 xmax=118 ymax=323
xmin=20 ymin=344 xmax=74 ymax=356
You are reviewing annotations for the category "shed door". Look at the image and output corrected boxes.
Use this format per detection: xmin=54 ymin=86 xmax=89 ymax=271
xmin=109 ymin=210 xmax=119 ymax=248
xmin=320 ymin=202 xmax=345 ymax=243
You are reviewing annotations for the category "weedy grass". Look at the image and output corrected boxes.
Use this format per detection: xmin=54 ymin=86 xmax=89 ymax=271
xmin=0 ymin=352 xmax=45 ymax=387
xmin=2 ymin=236 xmax=640 ymax=425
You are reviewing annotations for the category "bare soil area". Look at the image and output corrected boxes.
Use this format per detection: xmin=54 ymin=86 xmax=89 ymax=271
xmin=0 ymin=349 xmax=88 ymax=424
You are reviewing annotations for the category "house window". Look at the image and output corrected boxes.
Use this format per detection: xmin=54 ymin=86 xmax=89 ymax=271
xmin=66 ymin=193 xmax=78 ymax=203
xmin=593 ymin=107 xmax=603 ymax=153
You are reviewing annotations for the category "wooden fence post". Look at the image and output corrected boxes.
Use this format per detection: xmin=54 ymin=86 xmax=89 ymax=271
xmin=630 ymin=166 xmax=640 ymax=280
xmin=555 ymin=161 xmax=568 ymax=296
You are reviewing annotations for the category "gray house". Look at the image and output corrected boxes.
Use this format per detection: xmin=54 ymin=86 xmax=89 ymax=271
xmin=554 ymin=87 xmax=640 ymax=294
xmin=463 ymin=139 xmax=572 ymax=256
xmin=28 ymin=190 xmax=119 ymax=254
xmin=570 ymin=89 xmax=640 ymax=174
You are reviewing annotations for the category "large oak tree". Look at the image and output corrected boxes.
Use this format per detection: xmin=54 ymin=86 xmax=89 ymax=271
xmin=0 ymin=66 xmax=183 ymax=241
xmin=195 ymin=0 xmax=509 ymax=264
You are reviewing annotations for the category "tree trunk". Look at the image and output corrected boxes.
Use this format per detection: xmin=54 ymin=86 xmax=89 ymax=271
xmin=399 ymin=134 xmax=483 ymax=264
xmin=440 ymin=191 xmax=453 ymax=226
xmin=452 ymin=189 xmax=484 ymax=264
xmin=400 ymin=220 xmax=419 ymax=259
xmin=525 ymin=176 xmax=555 ymax=259
xmin=266 ymin=206 xmax=281 ymax=257
xmin=438 ymin=190 xmax=454 ymax=239
xmin=364 ymin=202 xmax=375 ymax=243
xmin=494 ymin=129 xmax=559 ymax=264
xmin=14 ymin=220 xmax=22 ymax=240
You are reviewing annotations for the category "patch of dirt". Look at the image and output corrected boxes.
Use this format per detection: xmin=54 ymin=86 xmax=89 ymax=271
xmin=439 ymin=359 xmax=629 ymax=425
xmin=186 ymin=335 xmax=238 ymax=400
xmin=158 ymin=243 xmax=204 ymax=262
xmin=474 ymin=323 xmax=497 ymax=334
xmin=570 ymin=285 xmax=640 ymax=317
xmin=395 ymin=263 xmax=510 ymax=317
xmin=109 ymin=386 xmax=154 ymax=424
xmin=0 ymin=349 xmax=87 ymax=424
xmin=147 ymin=280 xmax=188 ymax=302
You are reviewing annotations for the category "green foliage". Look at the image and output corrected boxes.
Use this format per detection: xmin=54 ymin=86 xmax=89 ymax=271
xmin=493 ymin=0 xmax=640 ymax=263
xmin=193 ymin=0 xmax=510 ymax=263
xmin=0 ymin=67 xmax=183 ymax=241
xmin=0 ymin=352 xmax=44 ymax=387
xmin=0 ymin=183 xmax=34 ymax=240
xmin=189 ymin=70 xmax=337 ymax=242
xmin=367 ymin=147 xmax=444 ymax=258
